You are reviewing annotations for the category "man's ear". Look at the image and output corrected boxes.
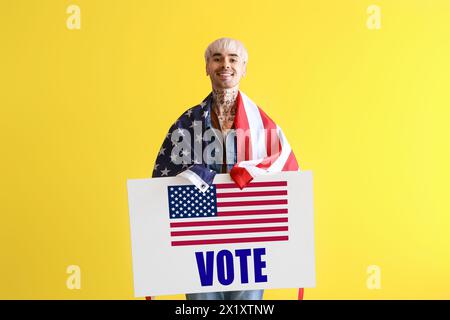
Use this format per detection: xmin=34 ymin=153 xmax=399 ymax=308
xmin=205 ymin=64 xmax=209 ymax=77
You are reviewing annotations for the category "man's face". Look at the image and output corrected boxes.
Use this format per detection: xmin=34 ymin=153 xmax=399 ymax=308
xmin=206 ymin=49 xmax=246 ymax=89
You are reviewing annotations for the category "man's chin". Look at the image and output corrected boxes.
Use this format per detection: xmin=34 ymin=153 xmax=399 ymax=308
xmin=213 ymin=81 xmax=238 ymax=90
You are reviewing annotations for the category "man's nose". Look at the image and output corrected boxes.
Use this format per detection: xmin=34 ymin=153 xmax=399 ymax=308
xmin=221 ymin=60 xmax=231 ymax=69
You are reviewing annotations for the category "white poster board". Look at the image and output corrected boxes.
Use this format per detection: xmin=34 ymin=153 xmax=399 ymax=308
xmin=127 ymin=171 xmax=315 ymax=297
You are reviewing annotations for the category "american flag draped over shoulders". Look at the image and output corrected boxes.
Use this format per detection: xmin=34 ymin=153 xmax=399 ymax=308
xmin=152 ymin=90 xmax=300 ymax=190
xmin=151 ymin=94 xmax=211 ymax=179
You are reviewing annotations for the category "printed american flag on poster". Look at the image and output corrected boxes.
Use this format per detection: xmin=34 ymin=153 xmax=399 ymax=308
xmin=167 ymin=181 xmax=289 ymax=247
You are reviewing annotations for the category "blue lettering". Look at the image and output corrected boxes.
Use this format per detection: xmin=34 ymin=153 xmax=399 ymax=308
xmin=217 ymin=250 xmax=234 ymax=285
xmin=253 ymin=248 xmax=268 ymax=283
xmin=195 ymin=248 xmax=268 ymax=286
xmin=235 ymin=249 xmax=251 ymax=283
xmin=195 ymin=251 xmax=214 ymax=286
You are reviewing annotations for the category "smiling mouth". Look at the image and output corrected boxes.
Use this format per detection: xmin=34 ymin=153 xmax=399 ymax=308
xmin=217 ymin=72 xmax=233 ymax=78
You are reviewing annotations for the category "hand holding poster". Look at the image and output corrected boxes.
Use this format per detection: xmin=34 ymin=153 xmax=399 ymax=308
xmin=127 ymin=171 xmax=315 ymax=297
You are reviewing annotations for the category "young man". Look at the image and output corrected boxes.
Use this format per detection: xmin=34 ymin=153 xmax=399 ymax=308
xmin=152 ymin=38 xmax=301 ymax=300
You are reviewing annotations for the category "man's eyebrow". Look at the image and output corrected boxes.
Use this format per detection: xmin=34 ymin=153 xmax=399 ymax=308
xmin=212 ymin=53 xmax=240 ymax=58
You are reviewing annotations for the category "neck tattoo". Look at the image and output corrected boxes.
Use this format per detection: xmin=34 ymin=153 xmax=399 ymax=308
xmin=212 ymin=88 xmax=238 ymax=133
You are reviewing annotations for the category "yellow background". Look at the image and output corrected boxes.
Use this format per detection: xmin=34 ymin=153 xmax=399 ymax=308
xmin=1 ymin=0 xmax=449 ymax=299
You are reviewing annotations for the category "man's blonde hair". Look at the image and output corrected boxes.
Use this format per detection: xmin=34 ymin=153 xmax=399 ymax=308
xmin=204 ymin=37 xmax=248 ymax=64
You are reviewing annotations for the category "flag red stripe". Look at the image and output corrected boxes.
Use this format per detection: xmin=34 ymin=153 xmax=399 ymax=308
xmin=217 ymin=199 xmax=287 ymax=207
xmin=218 ymin=208 xmax=288 ymax=216
xmin=258 ymin=106 xmax=279 ymax=157
xmin=171 ymin=236 xmax=289 ymax=246
xmin=216 ymin=190 xmax=287 ymax=198
xmin=282 ymin=150 xmax=300 ymax=171
xmin=235 ymin=92 xmax=251 ymax=161
xmin=215 ymin=181 xmax=287 ymax=189
xmin=170 ymin=217 xmax=288 ymax=228
xmin=171 ymin=226 xmax=288 ymax=236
